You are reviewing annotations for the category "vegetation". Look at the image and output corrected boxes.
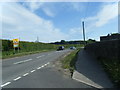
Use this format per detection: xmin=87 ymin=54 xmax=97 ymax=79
xmin=1 ymin=39 xmax=83 ymax=59
xmin=86 ymin=39 xmax=96 ymax=44
xmin=111 ymin=33 xmax=120 ymax=35
xmin=97 ymin=57 xmax=120 ymax=88
xmin=61 ymin=49 xmax=80 ymax=76
xmin=2 ymin=40 xmax=58 ymax=59
xmin=51 ymin=39 xmax=96 ymax=45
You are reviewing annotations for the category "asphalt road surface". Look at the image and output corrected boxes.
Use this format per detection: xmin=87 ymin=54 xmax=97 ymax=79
xmin=1 ymin=50 xmax=92 ymax=88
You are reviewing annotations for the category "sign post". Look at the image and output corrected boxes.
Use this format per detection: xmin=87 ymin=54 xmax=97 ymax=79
xmin=13 ymin=39 xmax=19 ymax=53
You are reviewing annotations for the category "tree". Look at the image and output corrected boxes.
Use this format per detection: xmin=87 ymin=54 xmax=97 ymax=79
xmin=60 ymin=40 xmax=66 ymax=44
xmin=87 ymin=39 xmax=96 ymax=44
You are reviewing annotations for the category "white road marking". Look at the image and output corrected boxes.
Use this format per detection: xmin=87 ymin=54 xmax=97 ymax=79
xmin=37 ymin=62 xmax=50 ymax=70
xmin=14 ymin=59 xmax=32 ymax=64
xmin=1 ymin=62 xmax=50 ymax=88
xmin=36 ymin=56 xmax=42 ymax=58
xmin=1 ymin=82 xmax=11 ymax=87
xmin=46 ymin=62 xmax=50 ymax=65
xmin=41 ymin=65 xmax=44 ymax=68
xmin=37 ymin=66 xmax=42 ymax=70
xmin=13 ymin=77 xmax=21 ymax=81
xmin=36 ymin=55 xmax=45 ymax=58
xmin=23 ymin=59 xmax=32 ymax=62
xmin=13 ymin=61 xmax=23 ymax=64
xmin=31 ymin=70 xmax=36 ymax=73
xmin=23 ymin=73 xmax=29 ymax=76
xmin=44 ymin=64 xmax=47 ymax=66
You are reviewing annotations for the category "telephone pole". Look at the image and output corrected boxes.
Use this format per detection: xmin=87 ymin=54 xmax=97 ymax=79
xmin=82 ymin=21 xmax=86 ymax=47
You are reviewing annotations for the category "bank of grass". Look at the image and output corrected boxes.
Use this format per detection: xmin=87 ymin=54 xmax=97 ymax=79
xmin=98 ymin=57 xmax=120 ymax=88
xmin=2 ymin=49 xmax=55 ymax=59
xmin=61 ymin=49 xmax=80 ymax=75
xmin=0 ymin=52 xmax=2 ymax=59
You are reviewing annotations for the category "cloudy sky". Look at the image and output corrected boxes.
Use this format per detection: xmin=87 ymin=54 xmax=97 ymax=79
xmin=0 ymin=1 xmax=118 ymax=42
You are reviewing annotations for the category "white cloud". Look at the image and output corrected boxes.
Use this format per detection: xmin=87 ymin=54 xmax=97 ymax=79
xmin=70 ymin=2 xmax=85 ymax=12
xmin=85 ymin=3 xmax=118 ymax=27
xmin=67 ymin=3 xmax=118 ymax=41
xmin=96 ymin=3 xmax=118 ymax=27
xmin=22 ymin=2 xmax=55 ymax=17
xmin=22 ymin=1 xmax=44 ymax=12
xmin=69 ymin=27 xmax=82 ymax=35
xmin=2 ymin=2 xmax=68 ymax=42
xmin=42 ymin=7 xmax=55 ymax=17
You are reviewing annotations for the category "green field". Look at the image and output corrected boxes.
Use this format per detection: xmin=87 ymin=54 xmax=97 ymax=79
xmin=1 ymin=39 xmax=83 ymax=59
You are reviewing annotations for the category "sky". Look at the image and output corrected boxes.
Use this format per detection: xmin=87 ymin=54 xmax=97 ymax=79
xmin=0 ymin=1 xmax=118 ymax=43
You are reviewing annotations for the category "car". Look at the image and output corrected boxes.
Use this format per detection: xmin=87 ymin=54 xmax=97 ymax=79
xmin=57 ymin=46 xmax=64 ymax=51
xmin=70 ymin=46 xmax=76 ymax=50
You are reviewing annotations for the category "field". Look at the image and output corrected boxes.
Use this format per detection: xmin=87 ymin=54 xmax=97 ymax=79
xmin=1 ymin=39 xmax=83 ymax=59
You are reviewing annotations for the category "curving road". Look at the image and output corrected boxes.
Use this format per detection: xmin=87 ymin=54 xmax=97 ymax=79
xmin=1 ymin=50 xmax=92 ymax=88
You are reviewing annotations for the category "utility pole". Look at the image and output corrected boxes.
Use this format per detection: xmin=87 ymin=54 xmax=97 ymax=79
xmin=82 ymin=21 xmax=86 ymax=47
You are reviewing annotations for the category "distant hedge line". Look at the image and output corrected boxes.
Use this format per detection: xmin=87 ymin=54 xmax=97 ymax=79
xmin=1 ymin=39 xmax=83 ymax=59
xmin=2 ymin=39 xmax=83 ymax=52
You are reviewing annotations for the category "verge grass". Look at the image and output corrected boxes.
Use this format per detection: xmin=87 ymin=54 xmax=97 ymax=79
xmin=2 ymin=49 xmax=54 ymax=59
xmin=97 ymin=57 xmax=120 ymax=88
xmin=61 ymin=49 xmax=80 ymax=75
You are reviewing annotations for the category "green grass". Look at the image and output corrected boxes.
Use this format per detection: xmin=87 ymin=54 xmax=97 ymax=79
xmin=2 ymin=49 xmax=55 ymax=59
xmin=61 ymin=49 xmax=80 ymax=75
xmin=2 ymin=40 xmax=83 ymax=59
xmin=97 ymin=57 xmax=120 ymax=88
xmin=0 ymin=52 xmax=2 ymax=59
xmin=2 ymin=39 xmax=83 ymax=59
xmin=2 ymin=45 xmax=83 ymax=59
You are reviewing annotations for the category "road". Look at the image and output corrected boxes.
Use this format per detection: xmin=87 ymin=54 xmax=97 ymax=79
xmin=1 ymin=50 xmax=92 ymax=88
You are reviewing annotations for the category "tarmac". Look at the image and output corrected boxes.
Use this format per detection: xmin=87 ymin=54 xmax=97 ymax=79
xmin=72 ymin=48 xmax=113 ymax=88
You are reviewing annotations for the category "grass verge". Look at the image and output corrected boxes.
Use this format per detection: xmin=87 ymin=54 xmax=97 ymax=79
xmin=61 ymin=49 xmax=80 ymax=76
xmin=97 ymin=57 xmax=120 ymax=88
xmin=2 ymin=49 xmax=55 ymax=59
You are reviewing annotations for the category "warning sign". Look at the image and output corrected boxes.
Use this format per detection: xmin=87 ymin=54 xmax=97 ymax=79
xmin=13 ymin=39 xmax=19 ymax=48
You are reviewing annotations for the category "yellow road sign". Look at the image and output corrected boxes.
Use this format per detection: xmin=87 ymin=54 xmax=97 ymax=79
xmin=13 ymin=39 xmax=19 ymax=47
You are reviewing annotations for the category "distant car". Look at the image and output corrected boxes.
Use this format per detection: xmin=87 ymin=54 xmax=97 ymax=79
xmin=57 ymin=46 xmax=64 ymax=51
xmin=70 ymin=46 xmax=76 ymax=50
